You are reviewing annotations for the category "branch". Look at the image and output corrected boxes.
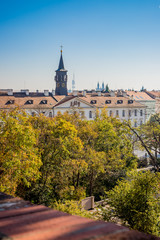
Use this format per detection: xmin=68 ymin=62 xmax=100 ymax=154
xmin=127 ymin=123 xmax=159 ymax=170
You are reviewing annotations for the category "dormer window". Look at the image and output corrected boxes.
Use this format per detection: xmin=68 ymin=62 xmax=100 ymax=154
xmin=117 ymin=100 xmax=123 ymax=104
xmin=105 ymin=100 xmax=111 ymax=104
xmin=6 ymin=100 xmax=14 ymax=105
xmin=128 ymin=100 xmax=133 ymax=104
xmin=90 ymin=100 xmax=97 ymax=104
xmin=40 ymin=100 xmax=47 ymax=104
xmin=25 ymin=100 xmax=33 ymax=104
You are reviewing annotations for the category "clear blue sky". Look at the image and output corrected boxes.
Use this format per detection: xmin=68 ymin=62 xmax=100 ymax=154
xmin=0 ymin=0 xmax=160 ymax=91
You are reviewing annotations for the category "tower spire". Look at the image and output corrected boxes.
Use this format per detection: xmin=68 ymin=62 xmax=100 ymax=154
xmin=57 ymin=46 xmax=65 ymax=70
xmin=55 ymin=47 xmax=68 ymax=95
xmin=60 ymin=45 xmax=63 ymax=53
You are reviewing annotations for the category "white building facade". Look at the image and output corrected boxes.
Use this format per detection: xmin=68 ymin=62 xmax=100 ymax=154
xmin=54 ymin=94 xmax=146 ymax=127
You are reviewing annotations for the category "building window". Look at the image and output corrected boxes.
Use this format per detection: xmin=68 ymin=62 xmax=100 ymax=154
xmin=109 ymin=110 xmax=112 ymax=117
xmin=6 ymin=100 xmax=14 ymax=105
xmin=40 ymin=100 xmax=47 ymax=104
xmin=25 ymin=100 xmax=33 ymax=104
xmin=134 ymin=121 xmax=137 ymax=127
xmin=117 ymin=100 xmax=123 ymax=104
xmin=140 ymin=110 xmax=143 ymax=116
xmin=90 ymin=100 xmax=97 ymax=104
xmin=128 ymin=100 xmax=133 ymax=104
xmin=49 ymin=112 xmax=52 ymax=117
xmin=135 ymin=109 xmax=137 ymax=116
xmin=122 ymin=110 xmax=125 ymax=117
xmin=116 ymin=110 xmax=119 ymax=116
xmin=140 ymin=120 xmax=143 ymax=125
xmin=128 ymin=110 xmax=131 ymax=117
xmin=89 ymin=111 xmax=92 ymax=118
xmin=105 ymin=100 xmax=111 ymax=104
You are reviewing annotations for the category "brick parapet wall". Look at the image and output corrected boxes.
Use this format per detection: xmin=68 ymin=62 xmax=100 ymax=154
xmin=0 ymin=193 xmax=159 ymax=240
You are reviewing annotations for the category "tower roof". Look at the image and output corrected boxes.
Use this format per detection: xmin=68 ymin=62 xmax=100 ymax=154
xmin=56 ymin=50 xmax=67 ymax=72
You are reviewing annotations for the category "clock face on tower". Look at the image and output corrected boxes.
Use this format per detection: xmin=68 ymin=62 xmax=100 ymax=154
xmin=62 ymin=83 xmax=65 ymax=87
xmin=57 ymin=83 xmax=60 ymax=87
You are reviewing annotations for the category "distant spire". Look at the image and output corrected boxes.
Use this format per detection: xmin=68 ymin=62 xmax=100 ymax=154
xmin=141 ymin=86 xmax=144 ymax=92
xmin=102 ymin=82 xmax=104 ymax=90
xmin=72 ymin=73 xmax=75 ymax=91
xmin=96 ymin=82 xmax=100 ymax=91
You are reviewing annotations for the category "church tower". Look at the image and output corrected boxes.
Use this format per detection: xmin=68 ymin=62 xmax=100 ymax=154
xmin=55 ymin=48 xmax=68 ymax=95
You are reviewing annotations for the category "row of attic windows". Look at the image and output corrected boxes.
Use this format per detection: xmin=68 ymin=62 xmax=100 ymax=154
xmin=6 ymin=100 xmax=48 ymax=105
xmin=90 ymin=100 xmax=134 ymax=104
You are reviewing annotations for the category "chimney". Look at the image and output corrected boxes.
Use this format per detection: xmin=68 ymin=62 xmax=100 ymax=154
xmin=25 ymin=90 xmax=29 ymax=96
xmin=8 ymin=89 xmax=13 ymax=96
xmin=21 ymin=89 xmax=29 ymax=95
xmin=98 ymin=91 xmax=101 ymax=96
xmin=52 ymin=90 xmax=55 ymax=96
xmin=73 ymin=90 xmax=78 ymax=96
xmin=83 ymin=90 xmax=86 ymax=97
xmin=44 ymin=90 xmax=49 ymax=96
xmin=117 ymin=90 xmax=122 ymax=97
xmin=122 ymin=91 xmax=127 ymax=97
xmin=110 ymin=91 xmax=115 ymax=97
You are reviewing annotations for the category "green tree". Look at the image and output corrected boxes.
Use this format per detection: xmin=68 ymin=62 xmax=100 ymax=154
xmin=105 ymin=84 xmax=109 ymax=93
xmin=55 ymin=110 xmax=137 ymax=198
xmin=84 ymin=147 xmax=106 ymax=196
xmin=52 ymin=200 xmax=93 ymax=218
xmin=20 ymin=111 xmax=137 ymax=205
xmin=26 ymin=114 xmax=84 ymax=204
xmin=94 ymin=113 xmax=137 ymax=169
xmin=0 ymin=109 xmax=42 ymax=195
xmin=107 ymin=171 xmax=160 ymax=236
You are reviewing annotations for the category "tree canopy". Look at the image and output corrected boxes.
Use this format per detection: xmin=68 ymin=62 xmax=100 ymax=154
xmin=2 ymin=108 xmax=159 ymax=236
xmin=0 ymin=109 xmax=42 ymax=194
xmin=107 ymin=171 xmax=160 ymax=236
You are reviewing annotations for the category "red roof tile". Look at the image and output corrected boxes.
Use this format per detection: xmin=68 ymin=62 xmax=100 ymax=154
xmin=126 ymin=91 xmax=154 ymax=101
xmin=0 ymin=193 xmax=159 ymax=240
xmin=0 ymin=96 xmax=57 ymax=109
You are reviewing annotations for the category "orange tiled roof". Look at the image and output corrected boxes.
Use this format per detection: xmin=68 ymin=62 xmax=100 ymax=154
xmin=54 ymin=95 xmax=77 ymax=107
xmin=0 ymin=96 xmax=57 ymax=109
xmin=126 ymin=91 xmax=154 ymax=101
xmin=53 ymin=95 xmax=66 ymax=102
xmin=147 ymin=91 xmax=160 ymax=99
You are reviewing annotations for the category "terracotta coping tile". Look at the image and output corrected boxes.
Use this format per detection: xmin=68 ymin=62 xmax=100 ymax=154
xmin=0 ymin=193 xmax=159 ymax=240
